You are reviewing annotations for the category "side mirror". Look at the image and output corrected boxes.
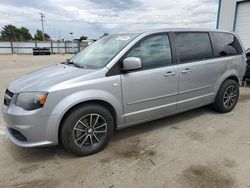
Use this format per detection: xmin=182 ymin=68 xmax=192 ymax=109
xmin=122 ymin=57 xmax=142 ymax=72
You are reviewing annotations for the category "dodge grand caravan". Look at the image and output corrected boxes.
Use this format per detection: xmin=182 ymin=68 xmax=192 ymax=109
xmin=2 ymin=29 xmax=246 ymax=156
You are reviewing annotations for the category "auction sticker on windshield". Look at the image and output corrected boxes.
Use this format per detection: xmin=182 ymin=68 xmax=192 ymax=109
xmin=115 ymin=36 xmax=131 ymax=41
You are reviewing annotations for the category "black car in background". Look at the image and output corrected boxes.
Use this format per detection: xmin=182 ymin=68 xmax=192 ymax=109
xmin=33 ymin=47 xmax=51 ymax=55
xmin=244 ymin=48 xmax=250 ymax=82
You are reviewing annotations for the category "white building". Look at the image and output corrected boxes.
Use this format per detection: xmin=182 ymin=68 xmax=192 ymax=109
xmin=217 ymin=0 xmax=250 ymax=49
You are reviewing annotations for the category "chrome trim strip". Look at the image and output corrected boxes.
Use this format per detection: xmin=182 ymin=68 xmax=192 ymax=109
xmin=177 ymin=93 xmax=214 ymax=104
xmin=178 ymin=85 xmax=214 ymax=95
xmin=127 ymin=93 xmax=178 ymax=105
xmin=124 ymin=102 xmax=176 ymax=117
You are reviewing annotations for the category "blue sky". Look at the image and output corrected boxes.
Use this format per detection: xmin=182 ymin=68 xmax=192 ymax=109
xmin=0 ymin=0 xmax=218 ymax=40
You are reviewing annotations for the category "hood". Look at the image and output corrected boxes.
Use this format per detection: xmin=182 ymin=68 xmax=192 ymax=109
xmin=8 ymin=63 xmax=98 ymax=93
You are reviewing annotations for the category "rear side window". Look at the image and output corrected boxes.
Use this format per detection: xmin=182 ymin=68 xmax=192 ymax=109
xmin=211 ymin=32 xmax=243 ymax=57
xmin=175 ymin=32 xmax=213 ymax=63
xmin=126 ymin=34 xmax=172 ymax=69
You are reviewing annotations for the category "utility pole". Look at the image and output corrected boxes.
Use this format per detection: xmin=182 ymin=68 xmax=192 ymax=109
xmin=40 ymin=13 xmax=45 ymax=41
xmin=70 ymin=32 xmax=74 ymax=54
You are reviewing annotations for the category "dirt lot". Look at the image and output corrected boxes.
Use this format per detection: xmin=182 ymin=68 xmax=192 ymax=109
xmin=0 ymin=54 xmax=250 ymax=188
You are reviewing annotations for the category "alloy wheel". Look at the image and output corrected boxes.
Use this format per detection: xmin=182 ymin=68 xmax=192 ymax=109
xmin=72 ymin=114 xmax=107 ymax=148
xmin=223 ymin=85 xmax=237 ymax=108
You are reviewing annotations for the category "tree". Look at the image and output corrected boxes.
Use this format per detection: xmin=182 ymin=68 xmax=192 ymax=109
xmin=34 ymin=29 xmax=43 ymax=41
xmin=0 ymin=25 xmax=33 ymax=41
xmin=44 ymin=33 xmax=51 ymax=41
xmin=100 ymin=32 xmax=109 ymax=38
xmin=0 ymin=24 xmax=19 ymax=41
xmin=34 ymin=30 xmax=51 ymax=41
xmin=80 ymin=35 xmax=88 ymax=41
xmin=17 ymin=27 xmax=32 ymax=41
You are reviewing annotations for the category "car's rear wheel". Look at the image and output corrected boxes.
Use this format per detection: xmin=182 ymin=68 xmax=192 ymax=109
xmin=213 ymin=79 xmax=239 ymax=113
xmin=61 ymin=104 xmax=114 ymax=156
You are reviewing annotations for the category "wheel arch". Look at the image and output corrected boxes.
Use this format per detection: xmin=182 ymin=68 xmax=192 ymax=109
xmin=226 ymin=75 xmax=240 ymax=84
xmin=213 ymin=75 xmax=240 ymax=113
xmin=58 ymin=99 xmax=118 ymax=144
xmin=215 ymin=73 xmax=240 ymax=99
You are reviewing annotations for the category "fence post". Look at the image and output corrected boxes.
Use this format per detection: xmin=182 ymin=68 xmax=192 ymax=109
xmin=51 ymin=42 xmax=53 ymax=54
xmin=10 ymin=41 xmax=14 ymax=54
xmin=64 ymin=41 xmax=67 ymax=53
xmin=78 ymin=41 xmax=80 ymax=52
xmin=57 ymin=41 xmax=60 ymax=54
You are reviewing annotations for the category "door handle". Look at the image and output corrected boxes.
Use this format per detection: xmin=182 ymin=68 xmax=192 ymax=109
xmin=164 ymin=71 xmax=176 ymax=77
xmin=181 ymin=68 xmax=191 ymax=74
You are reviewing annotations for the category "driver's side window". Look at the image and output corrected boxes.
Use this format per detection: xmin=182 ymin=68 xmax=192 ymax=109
xmin=127 ymin=34 xmax=172 ymax=69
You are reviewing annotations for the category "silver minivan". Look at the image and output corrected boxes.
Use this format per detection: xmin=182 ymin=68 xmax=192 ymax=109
xmin=2 ymin=29 xmax=246 ymax=156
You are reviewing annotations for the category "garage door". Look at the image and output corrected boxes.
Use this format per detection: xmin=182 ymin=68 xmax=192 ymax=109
xmin=235 ymin=1 xmax=250 ymax=50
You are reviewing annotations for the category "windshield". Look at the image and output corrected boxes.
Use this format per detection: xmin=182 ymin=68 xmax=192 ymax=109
xmin=70 ymin=33 xmax=139 ymax=69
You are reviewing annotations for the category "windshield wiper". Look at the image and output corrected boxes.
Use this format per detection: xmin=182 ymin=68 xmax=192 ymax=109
xmin=61 ymin=58 xmax=74 ymax=65
xmin=61 ymin=59 xmax=85 ymax=68
xmin=61 ymin=61 xmax=73 ymax=65
xmin=61 ymin=59 xmax=85 ymax=69
xmin=72 ymin=62 xmax=85 ymax=68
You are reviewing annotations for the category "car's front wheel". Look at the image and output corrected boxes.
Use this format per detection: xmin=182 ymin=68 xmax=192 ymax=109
xmin=61 ymin=104 xmax=114 ymax=156
xmin=213 ymin=79 xmax=239 ymax=113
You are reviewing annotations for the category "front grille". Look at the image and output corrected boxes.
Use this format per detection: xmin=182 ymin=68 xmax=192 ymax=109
xmin=4 ymin=89 xmax=14 ymax=107
xmin=6 ymin=89 xmax=14 ymax=97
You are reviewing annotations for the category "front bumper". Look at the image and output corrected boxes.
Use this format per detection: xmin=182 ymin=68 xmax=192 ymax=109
xmin=2 ymin=103 xmax=60 ymax=148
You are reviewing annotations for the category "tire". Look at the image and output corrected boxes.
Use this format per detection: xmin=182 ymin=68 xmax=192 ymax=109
xmin=61 ymin=104 xmax=114 ymax=156
xmin=213 ymin=79 xmax=239 ymax=113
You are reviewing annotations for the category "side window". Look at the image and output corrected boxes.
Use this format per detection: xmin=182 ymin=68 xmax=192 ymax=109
xmin=175 ymin=32 xmax=213 ymax=63
xmin=126 ymin=34 xmax=172 ymax=69
xmin=211 ymin=32 xmax=243 ymax=57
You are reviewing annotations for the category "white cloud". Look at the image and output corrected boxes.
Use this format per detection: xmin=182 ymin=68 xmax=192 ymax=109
xmin=0 ymin=0 xmax=218 ymax=39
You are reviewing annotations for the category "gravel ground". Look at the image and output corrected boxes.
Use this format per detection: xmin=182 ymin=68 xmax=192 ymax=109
xmin=0 ymin=54 xmax=250 ymax=188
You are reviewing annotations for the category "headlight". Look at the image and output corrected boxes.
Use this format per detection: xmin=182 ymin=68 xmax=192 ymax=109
xmin=15 ymin=92 xmax=48 ymax=111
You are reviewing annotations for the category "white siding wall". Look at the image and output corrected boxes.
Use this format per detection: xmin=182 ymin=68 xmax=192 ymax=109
xmin=235 ymin=1 xmax=250 ymax=49
xmin=218 ymin=0 xmax=238 ymax=31
xmin=218 ymin=0 xmax=250 ymax=49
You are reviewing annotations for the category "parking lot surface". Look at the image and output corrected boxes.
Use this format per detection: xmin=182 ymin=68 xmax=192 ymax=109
xmin=0 ymin=54 xmax=250 ymax=188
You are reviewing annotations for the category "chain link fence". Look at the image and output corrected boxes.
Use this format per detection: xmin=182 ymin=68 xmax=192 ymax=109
xmin=0 ymin=40 xmax=92 ymax=54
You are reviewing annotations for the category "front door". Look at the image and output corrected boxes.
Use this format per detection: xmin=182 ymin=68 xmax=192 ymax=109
xmin=121 ymin=34 xmax=178 ymax=124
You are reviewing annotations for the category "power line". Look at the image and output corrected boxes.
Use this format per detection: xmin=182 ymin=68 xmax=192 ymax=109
xmin=40 ymin=12 xmax=45 ymax=41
